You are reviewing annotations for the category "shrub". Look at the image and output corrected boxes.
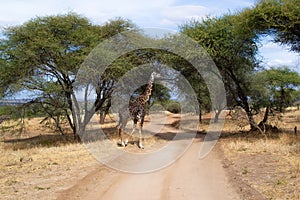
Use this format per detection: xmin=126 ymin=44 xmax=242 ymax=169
xmin=166 ymin=102 xmax=181 ymax=113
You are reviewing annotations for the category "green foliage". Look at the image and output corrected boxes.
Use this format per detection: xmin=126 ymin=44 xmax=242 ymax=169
xmin=179 ymin=1 xmax=299 ymax=126
xmin=180 ymin=15 xmax=258 ymax=104
xmin=0 ymin=106 xmax=18 ymax=118
xmin=251 ymin=67 xmax=300 ymax=112
xmin=166 ymin=101 xmax=181 ymax=114
xmin=244 ymin=0 xmax=300 ymax=52
xmin=1 ymin=13 xmax=96 ymax=95
xmin=158 ymin=46 xmax=211 ymax=113
xmin=0 ymin=104 xmax=49 ymax=119
xmin=1 ymin=3 xmax=299 ymax=135
xmin=0 ymin=13 xmax=136 ymax=137
xmin=180 ymin=14 xmax=259 ymax=126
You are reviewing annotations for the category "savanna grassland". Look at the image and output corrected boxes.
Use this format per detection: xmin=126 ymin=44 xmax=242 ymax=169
xmin=219 ymin=109 xmax=300 ymax=200
xmin=0 ymin=110 xmax=299 ymax=200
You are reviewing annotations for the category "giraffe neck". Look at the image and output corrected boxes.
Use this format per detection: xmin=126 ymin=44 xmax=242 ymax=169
xmin=137 ymin=73 xmax=155 ymax=104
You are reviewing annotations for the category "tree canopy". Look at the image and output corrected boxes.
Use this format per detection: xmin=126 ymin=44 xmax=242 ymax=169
xmin=252 ymin=67 xmax=300 ymax=113
xmin=0 ymin=0 xmax=299 ymax=137
xmin=180 ymin=0 xmax=300 ymax=127
xmin=243 ymin=0 xmax=300 ymax=52
xmin=0 ymin=13 xmax=136 ymax=139
xmin=180 ymin=14 xmax=259 ymax=126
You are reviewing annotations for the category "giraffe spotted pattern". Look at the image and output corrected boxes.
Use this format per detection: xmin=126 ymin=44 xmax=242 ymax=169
xmin=117 ymin=72 xmax=158 ymax=149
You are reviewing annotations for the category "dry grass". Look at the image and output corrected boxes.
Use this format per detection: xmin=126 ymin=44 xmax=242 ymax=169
xmin=0 ymin=117 xmax=99 ymax=200
xmin=226 ymin=133 xmax=300 ymax=156
xmin=0 ymin=142 xmax=98 ymax=200
xmin=1 ymin=111 xmax=299 ymax=199
xmin=0 ymin=114 xmax=173 ymax=199
xmin=220 ymin=110 xmax=300 ymax=200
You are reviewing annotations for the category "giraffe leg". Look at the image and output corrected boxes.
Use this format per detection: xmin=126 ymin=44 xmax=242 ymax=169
xmin=126 ymin=122 xmax=137 ymax=145
xmin=138 ymin=118 xmax=144 ymax=149
xmin=138 ymin=126 xmax=144 ymax=149
xmin=117 ymin=127 xmax=126 ymax=147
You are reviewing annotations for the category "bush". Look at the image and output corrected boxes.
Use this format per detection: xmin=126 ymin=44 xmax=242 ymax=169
xmin=166 ymin=102 xmax=181 ymax=113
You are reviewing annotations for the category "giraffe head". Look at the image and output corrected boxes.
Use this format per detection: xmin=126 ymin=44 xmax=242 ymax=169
xmin=150 ymin=71 xmax=161 ymax=81
xmin=146 ymin=71 xmax=161 ymax=93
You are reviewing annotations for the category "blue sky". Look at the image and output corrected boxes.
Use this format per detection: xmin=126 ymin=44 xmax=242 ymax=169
xmin=0 ymin=0 xmax=299 ymax=71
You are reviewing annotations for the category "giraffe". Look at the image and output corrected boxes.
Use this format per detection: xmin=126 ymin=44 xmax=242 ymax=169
xmin=117 ymin=72 xmax=158 ymax=149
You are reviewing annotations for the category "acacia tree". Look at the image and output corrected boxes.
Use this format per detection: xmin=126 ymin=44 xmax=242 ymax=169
xmin=239 ymin=0 xmax=300 ymax=126
xmin=251 ymin=67 xmax=300 ymax=116
xmin=161 ymin=51 xmax=211 ymax=122
xmin=244 ymin=0 xmax=300 ymax=53
xmin=0 ymin=13 xmax=135 ymax=140
xmin=180 ymin=15 xmax=259 ymax=127
xmin=180 ymin=0 xmax=300 ymax=128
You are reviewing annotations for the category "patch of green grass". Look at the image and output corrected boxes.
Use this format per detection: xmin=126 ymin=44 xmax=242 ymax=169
xmin=5 ymin=178 xmax=18 ymax=186
xmin=40 ymin=139 xmax=54 ymax=147
xmin=242 ymin=167 xmax=249 ymax=175
xmin=274 ymin=179 xmax=287 ymax=186
xmin=34 ymin=186 xmax=50 ymax=190
xmin=237 ymin=147 xmax=248 ymax=152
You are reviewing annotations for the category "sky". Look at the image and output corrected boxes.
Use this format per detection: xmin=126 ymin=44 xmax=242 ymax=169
xmin=0 ymin=0 xmax=299 ymax=71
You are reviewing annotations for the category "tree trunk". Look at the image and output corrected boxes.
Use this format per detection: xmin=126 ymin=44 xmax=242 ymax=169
xmin=279 ymin=86 xmax=285 ymax=113
xmin=54 ymin=115 xmax=64 ymax=135
xmin=100 ymin=112 xmax=105 ymax=124
xmin=243 ymin=103 xmax=256 ymax=130
xmin=99 ymin=98 xmax=112 ymax=124
xmin=262 ymin=107 xmax=269 ymax=124
xmin=199 ymin=110 xmax=202 ymax=123
xmin=227 ymin=70 xmax=256 ymax=130
xmin=74 ymin=131 xmax=81 ymax=142
xmin=257 ymin=107 xmax=269 ymax=134
xmin=214 ymin=109 xmax=221 ymax=123
xmin=99 ymin=107 xmax=110 ymax=124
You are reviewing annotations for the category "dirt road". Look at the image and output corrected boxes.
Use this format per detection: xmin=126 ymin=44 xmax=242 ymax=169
xmin=57 ymin=140 xmax=240 ymax=200
xmin=57 ymin=113 xmax=242 ymax=200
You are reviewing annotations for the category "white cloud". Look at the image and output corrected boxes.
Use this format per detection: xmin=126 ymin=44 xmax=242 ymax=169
xmin=0 ymin=0 xmax=178 ymax=28
xmin=0 ymin=0 xmax=72 ymax=27
xmin=266 ymin=59 xmax=294 ymax=66
xmin=260 ymin=42 xmax=278 ymax=50
xmin=0 ymin=0 xmax=215 ymax=30
xmin=259 ymin=41 xmax=299 ymax=68
xmin=160 ymin=5 xmax=210 ymax=27
xmin=0 ymin=0 xmax=254 ymax=29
